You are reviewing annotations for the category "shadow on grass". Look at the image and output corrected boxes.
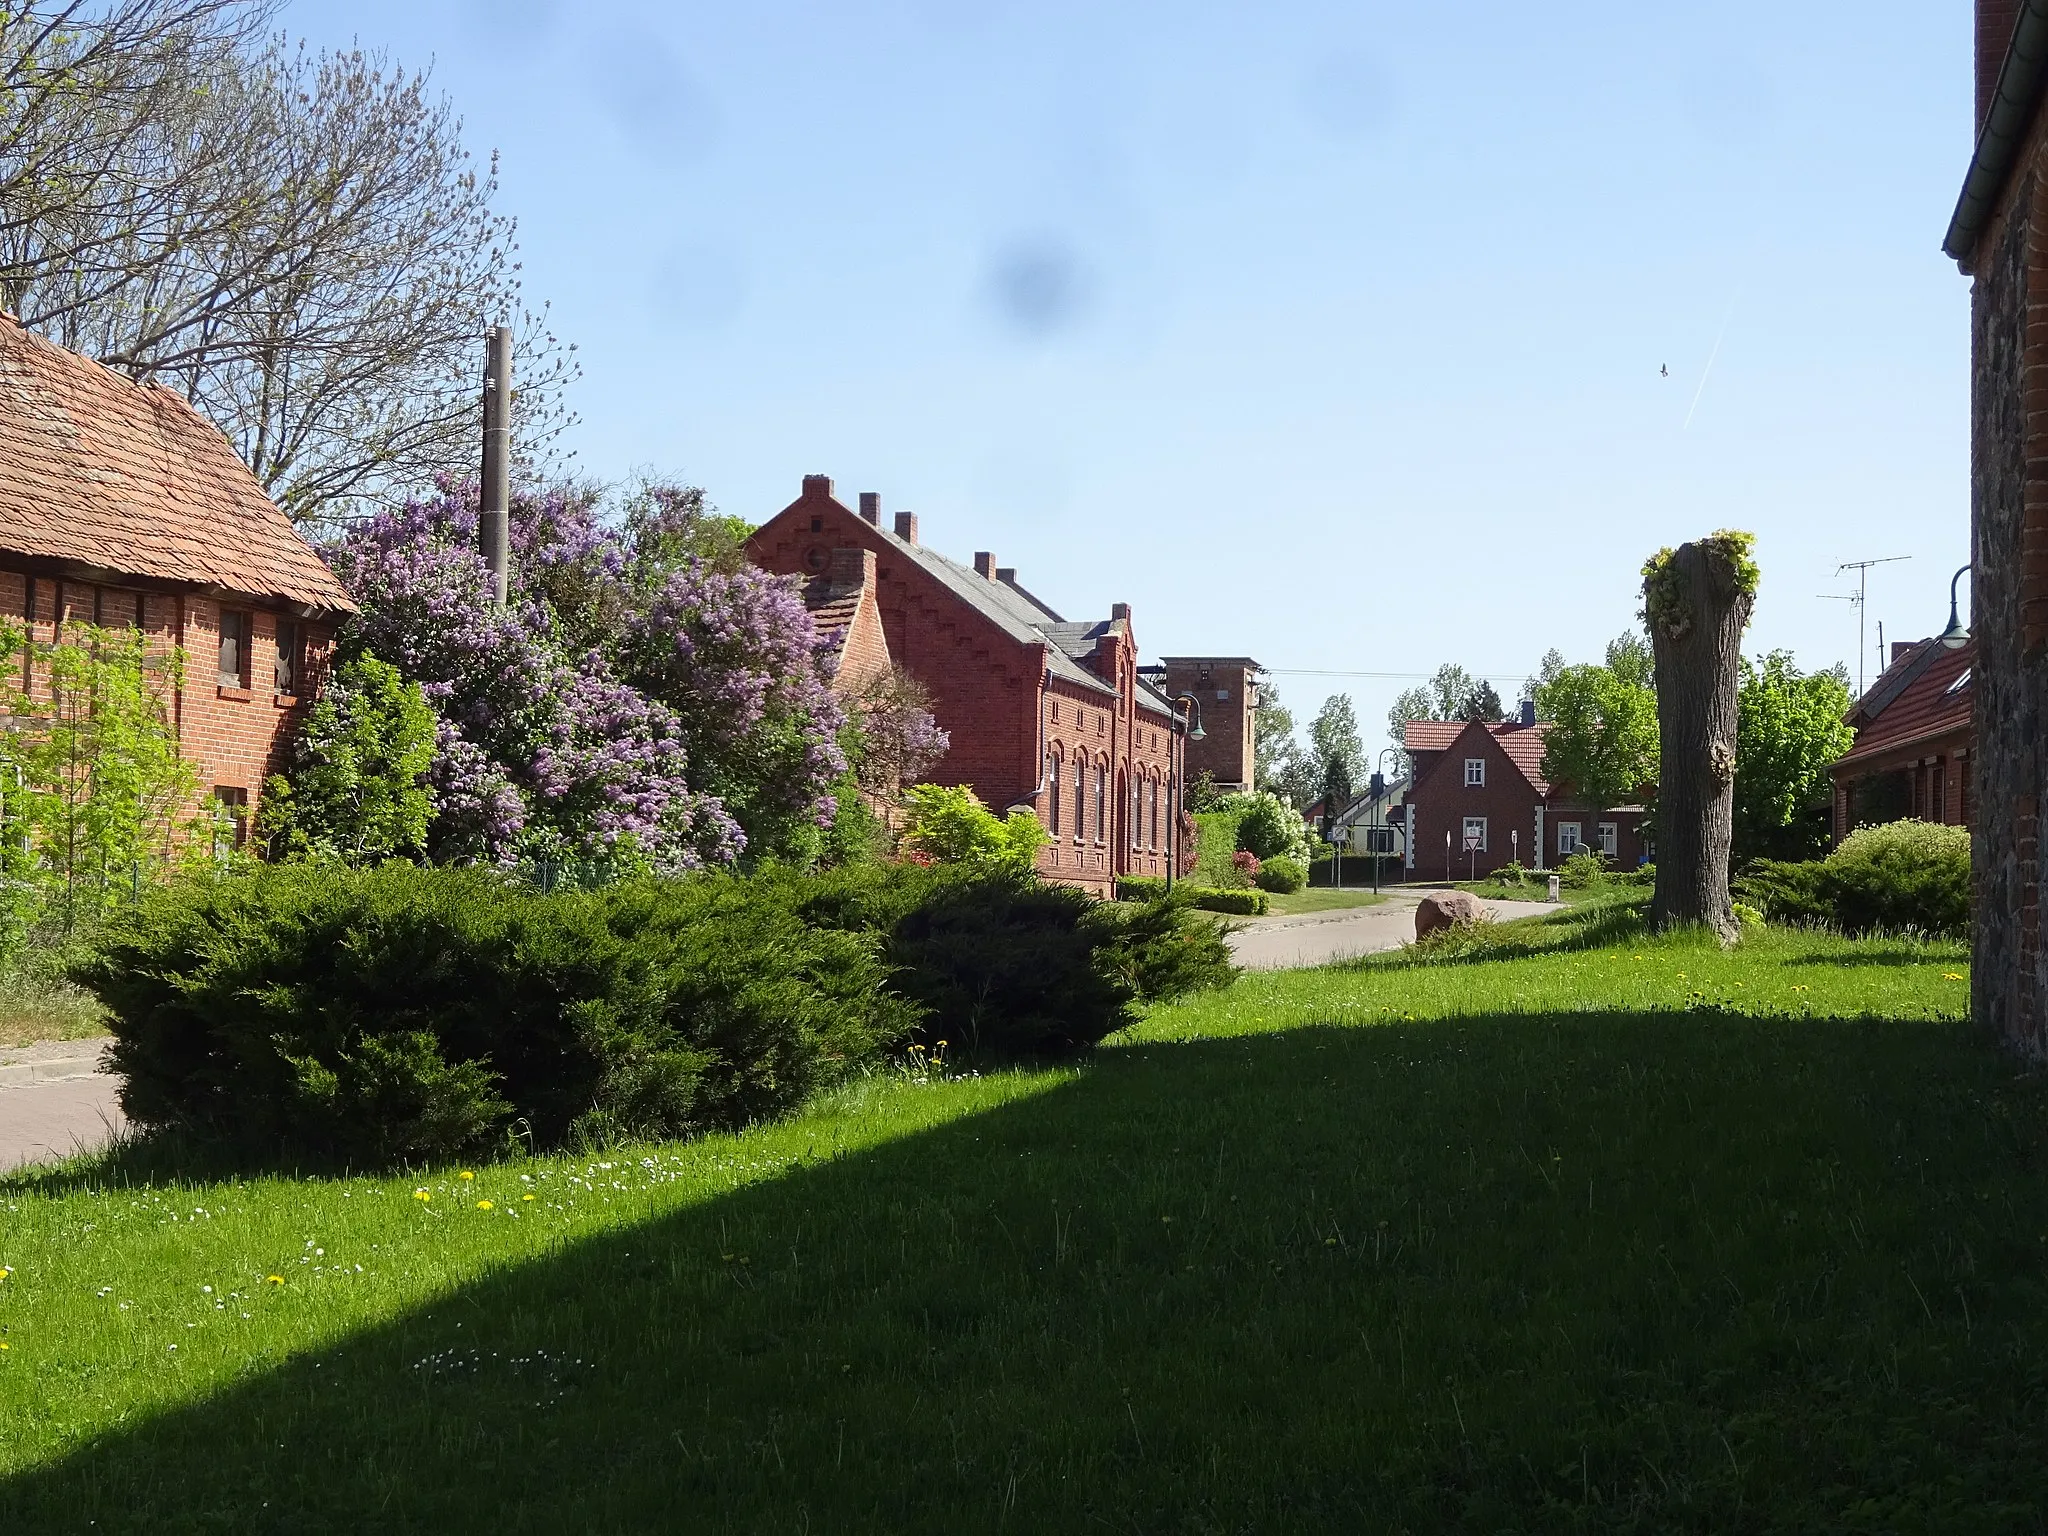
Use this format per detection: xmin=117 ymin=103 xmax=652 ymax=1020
xmin=6 ymin=1008 xmax=2046 ymax=1533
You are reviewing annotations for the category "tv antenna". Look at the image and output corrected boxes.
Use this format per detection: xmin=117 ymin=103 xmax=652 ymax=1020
xmin=1821 ymin=556 xmax=1911 ymax=696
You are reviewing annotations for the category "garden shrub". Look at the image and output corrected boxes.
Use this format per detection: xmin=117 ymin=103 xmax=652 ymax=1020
xmin=1557 ymin=850 xmax=1609 ymax=890
xmin=1491 ymin=859 xmax=1529 ymax=888
xmin=1255 ymin=855 xmax=1306 ymax=894
xmin=76 ymin=864 xmax=915 ymax=1164
xmin=1230 ymin=792 xmax=1312 ymax=864
xmin=1230 ymin=849 xmax=1261 ymax=886
xmin=1116 ymin=875 xmax=1167 ymax=902
xmin=1185 ymin=886 xmax=1267 ymax=916
xmin=898 ymin=783 xmax=1047 ymax=872
xmin=1085 ymin=890 xmax=1239 ymax=1005
xmin=1738 ymin=820 xmax=1969 ymax=939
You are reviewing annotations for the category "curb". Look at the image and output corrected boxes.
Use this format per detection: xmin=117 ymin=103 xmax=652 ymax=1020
xmin=0 ymin=1056 xmax=109 ymax=1088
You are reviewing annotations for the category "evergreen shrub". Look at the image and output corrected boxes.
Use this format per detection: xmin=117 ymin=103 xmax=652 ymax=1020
xmin=1255 ymin=856 xmax=1306 ymax=894
xmin=1738 ymin=820 xmax=1969 ymax=939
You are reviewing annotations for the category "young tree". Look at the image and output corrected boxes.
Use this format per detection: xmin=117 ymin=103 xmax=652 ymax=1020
xmin=1458 ymin=678 xmax=1506 ymax=722
xmin=1386 ymin=683 xmax=1432 ymax=771
xmin=1308 ymin=694 xmax=1363 ymax=787
xmin=1733 ymin=652 xmax=1854 ymax=863
xmin=1536 ymin=659 xmax=1659 ymax=832
xmin=1642 ymin=532 xmax=1759 ymax=940
xmin=1524 ymin=648 xmax=1567 ymax=716
xmin=1252 ymin=681 xmax=1296 ymax=791
xmin=1426 ymin=662 xmax=1477 ymax=718
xmin=259 ymin=651 xmax=436 ymax=862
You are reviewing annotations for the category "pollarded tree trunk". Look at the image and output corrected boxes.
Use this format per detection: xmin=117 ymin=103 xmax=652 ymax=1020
xmin=1644 ymin=534 xmax=1757 ymax=942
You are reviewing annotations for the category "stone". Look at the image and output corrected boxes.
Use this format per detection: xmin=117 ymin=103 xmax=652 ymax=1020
xmin=1415 ymin=889 xmax=1487 ymax=940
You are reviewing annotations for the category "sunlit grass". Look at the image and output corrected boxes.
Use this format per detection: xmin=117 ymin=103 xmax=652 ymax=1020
xmin=2 ymin=903 xmax=2033 ymax=1533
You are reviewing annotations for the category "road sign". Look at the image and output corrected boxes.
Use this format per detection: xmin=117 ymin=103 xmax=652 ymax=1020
xmin=1463 ymin=832 xmax=1483 ymax=851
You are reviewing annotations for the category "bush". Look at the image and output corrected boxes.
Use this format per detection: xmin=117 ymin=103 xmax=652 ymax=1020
xmin=1230 ymin=792 xmax=1311 ymax=864
xmin=1230 ymin=849 xmax=1261 ymax=886
xmin=1739 ymin=820 xmax=1969 ymax=939
xmin=259 ymin=651 xmax=435 ymax=863
xmin=1087 ymin=891 xmax=1239 ymax=1003
xmin=899 ymin=784 xmax=1047 ymax=872
xmin=1185 ymin=886 xmax=1267 ymax=916
xmin=1491 ymin=859 xmax=1528 ymax=888
xmin=1255 ymin=855 xmax=1306 ymax=894
xmin=78 ymin=865 xmax=915 ymax=1165
xmin=1116 ymin=875 xmax=1167 ymax=902
xmin=1557 ymin=850 xmax=1609 ymax=890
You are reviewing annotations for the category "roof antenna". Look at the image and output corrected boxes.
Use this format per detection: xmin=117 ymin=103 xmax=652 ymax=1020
xmin=1820 ymin=555 xmax=1910 ymax=696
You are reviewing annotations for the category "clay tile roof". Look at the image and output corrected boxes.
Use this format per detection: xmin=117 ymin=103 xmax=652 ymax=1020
xmin=798 ymin=577 xmax=863 ymax=671
xmin=1404 ymin=718 xmax=1552 ymax=794
xmin=0 ymin=317 xmax=354 ymax=614
xmin=1839 ymin=638 xmax=1973 ymax=767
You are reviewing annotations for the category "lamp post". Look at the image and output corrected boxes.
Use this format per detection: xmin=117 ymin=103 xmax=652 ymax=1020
xmin=1939 ymin=564 xmax=1973 ymax=650
xmin=1372 ymin=745 xmax=1401 ymax=895
xmin=1166 ymin=692 xmax=1206 ymax=892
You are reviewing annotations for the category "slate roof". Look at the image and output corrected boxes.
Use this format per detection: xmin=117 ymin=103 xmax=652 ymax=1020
xmin=869 ymin=526 xmax=1119 ymax=698
xmin=1839 ymin=638 xmax=1973 ymax=767
xmin=0 ymin=316 xmax=354 ymax=614
xmin=1405 ymin=718 xmax=1553 ymax=795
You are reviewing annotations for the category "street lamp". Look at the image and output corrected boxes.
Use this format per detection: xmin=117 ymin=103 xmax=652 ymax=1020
xmin=1166 ymin=692 xmax=1205 ymax=892
xmin=1939 ymin=564 xmax=1973 ymax=650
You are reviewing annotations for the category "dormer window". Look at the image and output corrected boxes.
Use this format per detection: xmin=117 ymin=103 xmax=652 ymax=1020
xmin=1464 ymin=757 xmax=1485 ymax=787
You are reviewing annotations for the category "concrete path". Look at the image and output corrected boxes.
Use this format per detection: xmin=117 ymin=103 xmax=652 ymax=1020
xmin=0 ymin=1036 xmax=125 ymax=1172
xmin=1227 ymin=891 xmax=1558 ymax=971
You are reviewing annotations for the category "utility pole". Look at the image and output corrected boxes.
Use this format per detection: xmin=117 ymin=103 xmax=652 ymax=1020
xmin=1824 ymin=555 xmax=1910 ymax=697
xmin=480 ymin=324 xmax=513 ymax=606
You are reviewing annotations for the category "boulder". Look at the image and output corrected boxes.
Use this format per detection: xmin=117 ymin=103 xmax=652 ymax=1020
xmin=1415 ymin=889 xmax=1487 ymax=940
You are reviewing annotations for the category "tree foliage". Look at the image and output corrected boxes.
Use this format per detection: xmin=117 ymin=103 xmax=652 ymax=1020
xmin=1536 ymin=640 xmax=1660 ymax=813
xmin=1733 ymin=652 xmax=1854 ymax=863
xmin=258 ymin=651 xmax=435 ymax=863
xmin=898 ymin=784 xmax=1047 ymax=873
xmin=0 ymin=4 xmax=575 ymax=520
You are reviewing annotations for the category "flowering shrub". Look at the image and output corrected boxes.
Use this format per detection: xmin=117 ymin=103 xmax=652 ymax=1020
xmin=1230 ymin=849 xmax=1262 ymax=886
xmin=318 ymin=479 xmax=856 ymax=870
xmin=1254 ymin=855 xmax=1306 ymax=894
xmin=898 ymin=783 xmax=1046 ymax=873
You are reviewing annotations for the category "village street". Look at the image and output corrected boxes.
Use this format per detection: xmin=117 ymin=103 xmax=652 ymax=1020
xmin=1226 ymin=890 xmax=1557 ymax=970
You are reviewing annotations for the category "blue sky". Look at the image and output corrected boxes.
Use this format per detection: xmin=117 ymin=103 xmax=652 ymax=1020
xmin=291 ymin=0 xmax=1972 ymax=751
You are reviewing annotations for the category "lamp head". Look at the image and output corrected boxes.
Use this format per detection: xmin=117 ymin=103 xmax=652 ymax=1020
xmin=1940 ymin=564 xmax=1972 ymax=650
xmin=1188 ymin=722 xmax=1206 ymax=741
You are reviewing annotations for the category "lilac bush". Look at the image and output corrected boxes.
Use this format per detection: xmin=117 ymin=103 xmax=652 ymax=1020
xmin=322 ymin=479 xmax=827 ymax=869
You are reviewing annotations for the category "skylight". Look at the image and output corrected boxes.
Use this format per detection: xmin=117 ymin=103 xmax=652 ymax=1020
xmin=1945 ymin=668 xmax=1972 ymax=695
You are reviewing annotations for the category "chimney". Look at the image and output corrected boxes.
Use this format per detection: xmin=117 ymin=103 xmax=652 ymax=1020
xmin=1980 ymin=0 xmax=2024 ymax=131
xmin=995 ymin=566 xmax=1016 ymax=585
xmin=1110 ymin=602 xmax=1130 ymax=622
xmin=1892 ymin=640 xmax=1918 ymax=664
xmin=974 ymin=551 xmax=996 ymax=580
xmin=802 ymin=473 xmax=833 ymax=498
xmin=1519 ymin=698 xmax=1537 ymax=728
xmin=893 ymin=511 xmax=918 ymax=544
xmin=858 ymin=492 xmax=880 ymax=524
xmin=830 ymin=547 xmax=875 ymax=591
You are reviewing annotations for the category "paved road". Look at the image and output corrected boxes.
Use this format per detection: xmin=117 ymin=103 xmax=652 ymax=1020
xmin=1227 ymin=891 xmax=1557 ymax=971
xmin=0 ymin=1037 xmax=125 ymax=1172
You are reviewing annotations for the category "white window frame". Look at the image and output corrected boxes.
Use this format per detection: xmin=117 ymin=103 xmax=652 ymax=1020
xmin=1597 ymin=822 xmax=1618 ymax=857
xmin=1557 ymin=821 xmax=1583 ymax=855
xmin=1461 ymin=815 xmax=1488 ymax=852
xmin=1464 ymin=757 xmax=1485 ymax=787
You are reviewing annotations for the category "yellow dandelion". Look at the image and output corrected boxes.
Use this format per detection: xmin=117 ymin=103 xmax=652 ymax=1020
xmin=458 ymin=1171 xmax=475 ymax=1181
xmin=0 ymin=1266 xmax=10 ymax=1281
xmin=413 ymin=1189 xmax=430 ymax=1201
xmin=0 ymin=1341 xmax=9 ymax=1350
xmin=476 ymin=1199 xmax=494 ymax=1210
xmin=1943 ymin=972 xmax=1966 ymax=981
xmin=266 ymin=1275 xmax=284 ymax=1285
xmin=521 ymin=1194 xmax=535 ymax=1202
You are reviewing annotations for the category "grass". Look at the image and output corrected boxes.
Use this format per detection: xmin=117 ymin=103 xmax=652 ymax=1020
xmin=1256 ymin=887 xmax=1391 ymax=916
xmin=0 ymin=971 xmax=104 ymax=1049
xmin=3 ymin=900 xmax=2040 ymax=1531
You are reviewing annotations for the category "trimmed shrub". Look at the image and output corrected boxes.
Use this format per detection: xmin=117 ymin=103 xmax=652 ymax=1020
xmin=1739 ymin=820 xmax=1969 ymax=938
xmin=77 ymin=865 xmax=914 ymax=1165
xmin=1186 ymin=886 xmax=1267 ymax=916
xmin=1116 ymin=874 xmax=1167 ymax=902
xmin=1491 ymin=859 xmax=1528 ymax=888
xmin=1255 ymin=855 xmax=1306 ymax=894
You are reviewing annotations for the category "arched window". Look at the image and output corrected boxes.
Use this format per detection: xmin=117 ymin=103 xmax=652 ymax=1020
xmin=1072 ymin=756 xmax=1086 ymax=841
xmin=1047 ymin=750 xmax=1061 ymax=837
xmin=1094 ymin=764 xmax=1106 ymax=844
xmin=1130 ymin=775 xmax=1140 ymax=851
xmin=1147 ymin=775 xmax=1158 ymax=850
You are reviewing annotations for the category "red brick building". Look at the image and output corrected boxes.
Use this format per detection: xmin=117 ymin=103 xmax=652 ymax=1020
xmin=749 ymin=475 xmax=1179 ymax=893
xmin=1945 ymin=0 xmax=2048 ymax=1053
xmin=0 ymin=316 xmax=355 ymax=839
xmin=800 ymin=545 xmax=893 ymax=694
xmin=1157 ymin=657 xmax=1261 ymax=791
xmin=1402 ymin=716 xmax=1648 ymax=880
xmin=1831 ymin=639 xmax=1975 ymax=839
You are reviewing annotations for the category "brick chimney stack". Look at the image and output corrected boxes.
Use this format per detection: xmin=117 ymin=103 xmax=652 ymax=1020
xmin=995 ymin=566 xmax=1016 ymax=585
xmin=829 ymin=547 xmax=875 ymax=591
xmin=802 ymin=473 xmax=832 ymax=498
xmin=1981 ymin=0 xmax=2024 ymax=130
xmin=893 ymin=511 xmax=918 ymax=545
xmin=858 ymin=492 xmax=880 ymax=524
xmin=1110 ymin=602 xmax=1130 ymax=622
xmin=974 ymin=551 xmax=996 ymax=580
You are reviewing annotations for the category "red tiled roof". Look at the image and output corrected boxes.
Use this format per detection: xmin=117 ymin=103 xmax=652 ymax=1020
xmin=0 ymin=316 xmax=354 ymax=614
xmin=1404 ymin=718 xmax=1552 ymax=794
xmin=800 ymin=576 xmax=863 ymax=668
xmin=1839 ymin=638 xmax=1972 ymax=767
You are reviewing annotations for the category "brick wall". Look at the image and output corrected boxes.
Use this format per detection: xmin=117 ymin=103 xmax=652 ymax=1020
xmin=1981 ymin=0 xmax=2025 ymax=133
xmin=0 ymin=567 xmax=330 ymax=841
xmin=1406 ymin=728 xmax=1645 ymax=879
xmin=1160 ymin=658 xmax=1257 ymax=788
xmin=749 ymin=477 xmax=1172 ymax=893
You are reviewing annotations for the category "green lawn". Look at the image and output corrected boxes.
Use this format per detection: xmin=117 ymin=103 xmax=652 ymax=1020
xmin=5 ymin=903 xmax=2040 ymax=1532
xmin=1256 ymin=886 xmax=1391 ymax=916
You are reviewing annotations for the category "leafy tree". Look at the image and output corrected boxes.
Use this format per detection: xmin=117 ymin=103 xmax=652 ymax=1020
xmin=1537 ymin=657 xmax=1659 ymax=820
xmin=0 ymin=619 xmax=197 ymax=938
xmin=1524 ymin=648 xmax=1567 ymax=716
xmin=1251 ymin=680 xmax=1296 ymax=792
xmin=1386 ymin=683 xmax=1433 ymax=771
xmin=1458 ymin=679 xmax=1506 ymax=723
xmin=899 ymin=784 xmax=1047 ymax=872
xmin=1733 ymin=651 xmax=1854 ymax=863
xmin=1425 ymin=663 xmax=1477 ymax=718
xmin=259 ymin=652 xmax=436 ymax=863
xmin=1308 ymin=693 xmax=1363 ymax=786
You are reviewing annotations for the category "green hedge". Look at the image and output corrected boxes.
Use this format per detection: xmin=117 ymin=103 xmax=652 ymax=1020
xmin=1737 ymin=820 xmax=1969 ymax=939
xmin=1255 ymin=856 xmax=1306 ymax=894
xmin=76 ymin=863 xmax=1238 ymax=1165
xmin=1116 ymin=876 xmax=1265 ymax=916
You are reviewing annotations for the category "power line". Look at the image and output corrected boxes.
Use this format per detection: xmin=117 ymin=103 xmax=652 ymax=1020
xmin=1261 ymin=668 xmax=1529 ymax=682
